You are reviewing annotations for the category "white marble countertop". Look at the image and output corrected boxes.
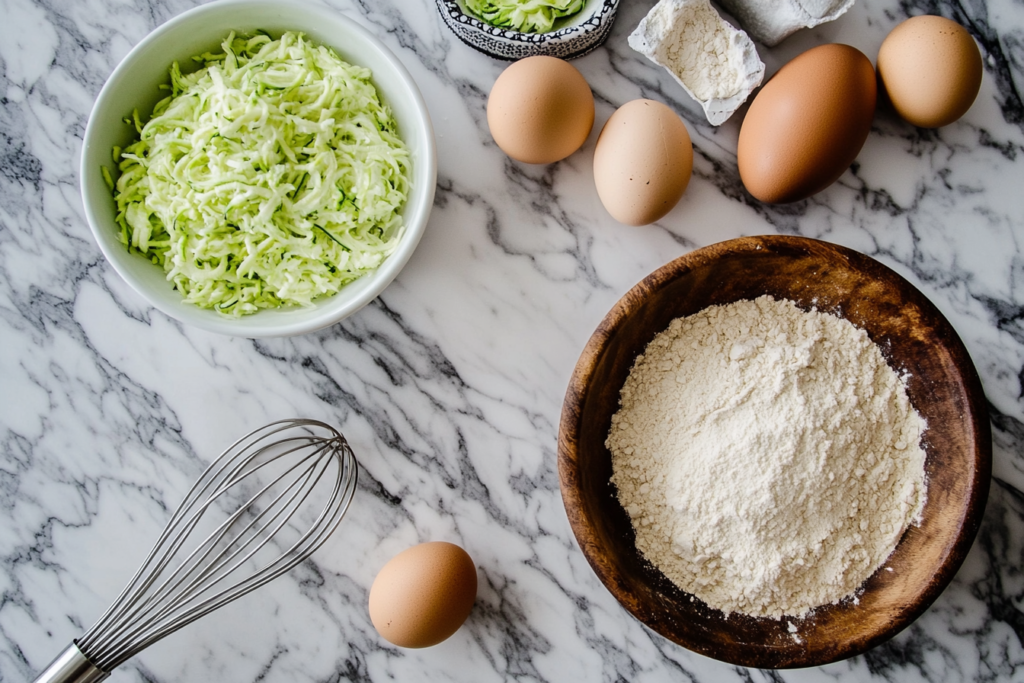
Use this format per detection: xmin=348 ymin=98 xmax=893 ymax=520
xmin=3 ymin=0 xmax=1024 ymax=680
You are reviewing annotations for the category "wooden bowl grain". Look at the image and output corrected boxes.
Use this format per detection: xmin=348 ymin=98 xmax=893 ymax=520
xmin=557 ymin=235 xmax=991 ymax=668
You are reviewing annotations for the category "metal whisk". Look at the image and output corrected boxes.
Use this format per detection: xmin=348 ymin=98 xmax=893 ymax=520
xmin=32 ymin=418 xmax=358 ymax=683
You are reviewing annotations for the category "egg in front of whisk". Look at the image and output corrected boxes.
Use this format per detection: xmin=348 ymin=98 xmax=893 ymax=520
xmin=368 ymin=542 xmax=477 ymax=648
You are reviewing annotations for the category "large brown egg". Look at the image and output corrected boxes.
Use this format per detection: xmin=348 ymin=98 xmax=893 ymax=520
xmin=368 ymin=542 xmax=477 ymax=648
xmin=593 ymin=99 xmax=693 ymax=226
xmin=877 ymin=16 xmax=983 ymax=128
xmin=737 ymin=44 xmax=877 ymax=204
xmin=487 ymin=56 xmax=595 ymax=164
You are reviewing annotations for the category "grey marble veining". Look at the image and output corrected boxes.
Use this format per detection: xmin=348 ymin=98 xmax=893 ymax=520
xmin=2 ymin=0 xmax=1024 ymax=680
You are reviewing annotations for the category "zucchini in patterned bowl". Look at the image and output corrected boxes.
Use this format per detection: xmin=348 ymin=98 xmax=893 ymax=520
xmin=435 ymin=0 xmax=620 ymax=61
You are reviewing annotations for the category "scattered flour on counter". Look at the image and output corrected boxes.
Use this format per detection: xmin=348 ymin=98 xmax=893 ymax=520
xmin=607 ymin=296 xmax=928 ymax=619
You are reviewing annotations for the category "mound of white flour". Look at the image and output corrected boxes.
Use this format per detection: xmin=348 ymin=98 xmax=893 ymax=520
xmin=607 ymin=296 xmax=927 ymax=618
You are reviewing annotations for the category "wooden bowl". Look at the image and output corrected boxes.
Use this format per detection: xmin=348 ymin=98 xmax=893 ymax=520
xmin=557 ymin=235 xmax=991 ymax=668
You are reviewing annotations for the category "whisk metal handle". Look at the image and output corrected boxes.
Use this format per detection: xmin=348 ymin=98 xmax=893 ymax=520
xmin=31 ymin=643 xmax=109 ymax=683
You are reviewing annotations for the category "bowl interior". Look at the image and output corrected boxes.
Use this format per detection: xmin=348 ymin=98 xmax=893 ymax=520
xmin=558 ymin=235 xmax=991 ymax=668
xmin=81 ymin=0 xmax=436 ymax=337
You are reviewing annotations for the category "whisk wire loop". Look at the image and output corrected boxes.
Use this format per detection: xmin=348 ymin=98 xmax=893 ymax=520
xmin=64 ymin=419 xmax=357 ymax=676
xmin=94 ymin=444 xmax=335 ymax=665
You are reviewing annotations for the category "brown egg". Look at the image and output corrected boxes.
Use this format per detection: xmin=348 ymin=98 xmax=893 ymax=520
xmin=877 ymin=15 xmax=983 ymax=128
xmin=593 ymin=99 xmax=693 ymax=226
xmin=487 ymin=56 xmax=595 ymax=164
xmin=368 ymin=541 xmax=477 ymax=648
xmin=737 ymin=44 xmax=877 ymax=204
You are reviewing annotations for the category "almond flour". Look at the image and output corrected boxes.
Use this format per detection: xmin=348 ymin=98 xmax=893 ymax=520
xmin=628 ymin=0 xmax=764 ymax=125
xmin=607 ymin=295 xmax=927 ymax=618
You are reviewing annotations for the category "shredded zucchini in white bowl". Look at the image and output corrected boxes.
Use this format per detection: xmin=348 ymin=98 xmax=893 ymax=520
xmin=82 ymin=0 xmax=436 ymax=337
xmin=112 ymin=31 xmax=410 ymax=316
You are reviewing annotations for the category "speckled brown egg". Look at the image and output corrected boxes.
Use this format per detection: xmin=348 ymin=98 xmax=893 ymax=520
xmin=737 ymin=44 xmax=877 ymax=204
xmin=368 ymin=541 xmax=477 ymax=648
xmin=877 ymin=15 xmax=983 ymax=128
xmin=593 ymin=99 xmax=693 ymax=226
xmin=487 ymin=56 xmax=595 ymax=165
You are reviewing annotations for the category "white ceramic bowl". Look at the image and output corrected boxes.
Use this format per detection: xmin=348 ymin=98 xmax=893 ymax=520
xmin=435 ymin=0 xmax=619 ymax=61
xmin=81 ymin=0 xmax=436 ymax=338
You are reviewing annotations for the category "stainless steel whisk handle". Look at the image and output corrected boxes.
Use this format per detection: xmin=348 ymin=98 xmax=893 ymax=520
xmin=32 ymin=643 xmax=108 ymax=683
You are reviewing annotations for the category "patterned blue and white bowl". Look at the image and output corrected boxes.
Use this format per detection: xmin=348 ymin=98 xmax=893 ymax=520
xmin=436 ymin=0 xmax=619 ymax=61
